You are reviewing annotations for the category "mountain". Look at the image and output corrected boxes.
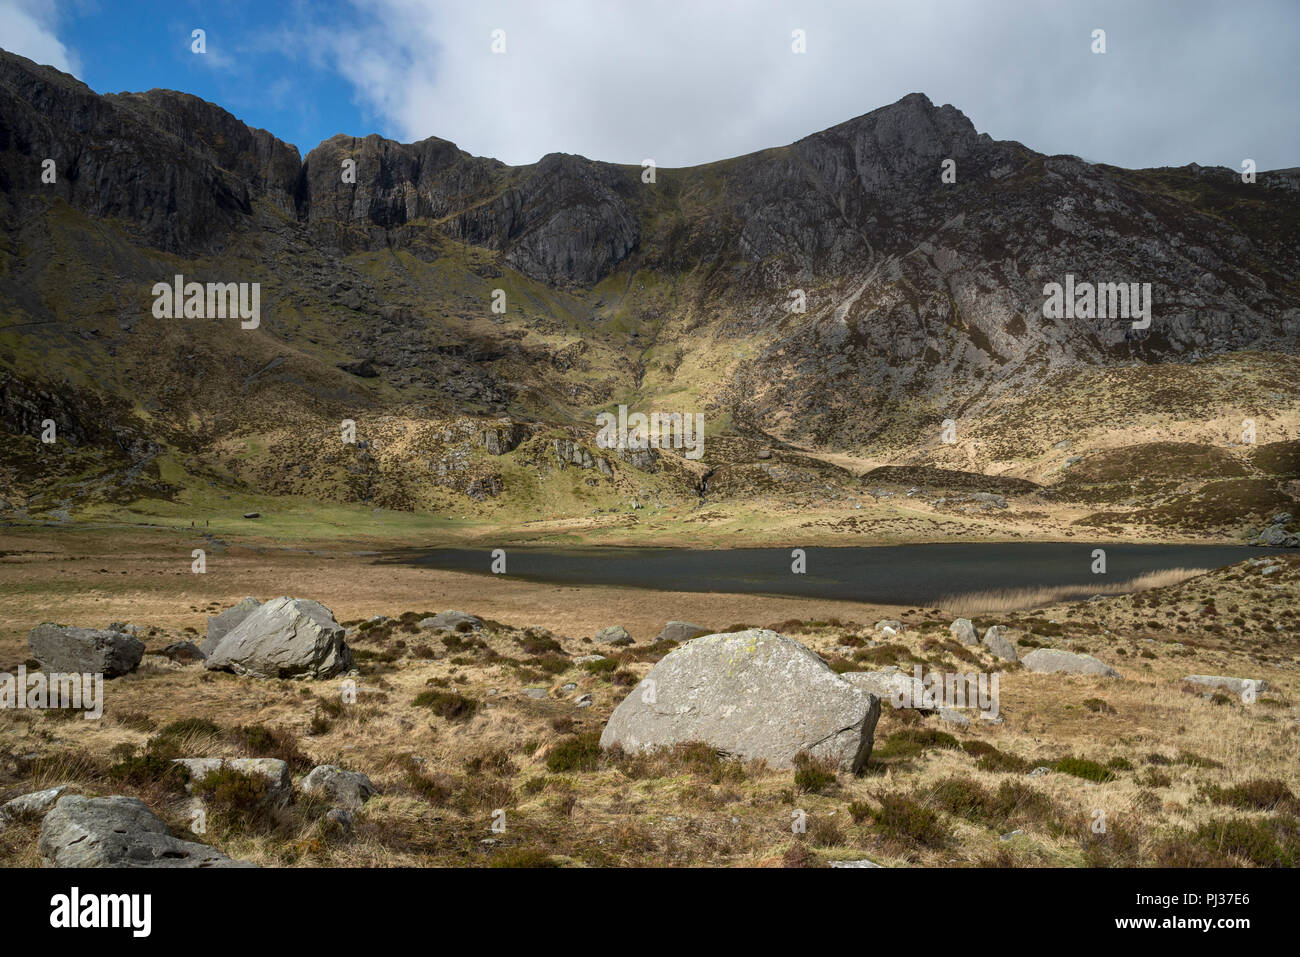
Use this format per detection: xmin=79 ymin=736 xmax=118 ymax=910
xmin=1 ymin=48 xmax=1297 ymax=539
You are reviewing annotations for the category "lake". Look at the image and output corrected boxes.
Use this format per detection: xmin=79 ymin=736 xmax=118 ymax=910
xmin=384 ymin=542 xmax=1283 ymax=606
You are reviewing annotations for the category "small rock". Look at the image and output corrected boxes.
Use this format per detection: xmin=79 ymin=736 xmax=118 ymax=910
xmin=656 ymin=621 xmax=710 ymax=643
xmin=1183 ymin=675 xmax=1269 ymax=696
xmin=949 ymin=618 xmax=978 ymax=645
xmin=301 ymin=765 xmax=376 ymax=808
xmin=324 ymin=807 xmax=354 ymax=835
xmin=418 ymin=610 xmax=483 ymax=633
xmin=981 ymin=625 xmax=1019 ymax=662
xmin=160 ymin=640 xmax=206 ymax=664
xmin=596 ymin=625 xmax=633 ymax=646
xmin=937 ymin=707 xmax=970 ymax=727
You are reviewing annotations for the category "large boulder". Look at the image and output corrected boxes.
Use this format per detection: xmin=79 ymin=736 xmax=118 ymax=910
xmin=656 ymin=621 xmax=710 ymax=643
xmin=204 ymin=597 xmax=353 ymax=679
xmin=202 ymin=597 xmax=261 ymax=655
xmin=28 ymin=624 xmax=144 ymax=677
xmin=1021 ymin=648 xmax=1121 ymax=678
xmin=599 ymin=629 xmax=881 ymax=772
xmin=1184 ymin=675 xmax=1270 ymax=696
xmin=38 ymin=795 xmax=252 ymax=867
xmin=301 ymin=765 xmax=377 ymax=808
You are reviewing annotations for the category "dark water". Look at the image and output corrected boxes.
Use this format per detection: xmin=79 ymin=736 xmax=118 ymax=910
xmin=383 ymin=543 xmax=1284 ymax=606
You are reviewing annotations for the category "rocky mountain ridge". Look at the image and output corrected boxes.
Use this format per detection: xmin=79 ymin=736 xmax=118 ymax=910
xmin=1 ymin=47 xmax=1297 ymax=532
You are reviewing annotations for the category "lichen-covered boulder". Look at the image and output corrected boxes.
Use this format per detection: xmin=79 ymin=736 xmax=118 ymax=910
xmin=600 ymin=629 xmax=880 ymax=771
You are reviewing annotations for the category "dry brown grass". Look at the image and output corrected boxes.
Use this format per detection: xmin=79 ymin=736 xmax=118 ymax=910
xmin=938 ymin=567 xmax=1208 ymax=615
xmin=1 ymin=534 xmax=1297 ymax=868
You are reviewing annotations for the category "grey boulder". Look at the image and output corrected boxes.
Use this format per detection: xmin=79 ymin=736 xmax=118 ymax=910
xmin=301 ymin=765 xmax=377 ymax=808
xmin=1022 ymin=648 xmax=1121 ymax=678
xmin=0 ymin=785 xmax=70 ymax=827
xmin=418 ymin=610 xmax=483 ymax=632
xmin=981 ymin=625 xmax=1019 ymax=662
xmin=205 ymin=597 xmax=354 ymax=679
xmin=655 ymin=621 xmax=710 ymax=643
xmin=202 ymin=597 xmax=261 ymax=655
xmin=949 ymin=618 xmax=978 ymax=645
xmin=28 ymin=624 xmax=144 ymax=677
xmin=599 ymin=629 xmax=881 ymax=772
xmin=38 ymin=795 xmax=252 ymax=867
xmin=596 ymin=625 xmax=633 ymax=646
xmin=160 ymin=640 xmax=205 ymax=663
xmin=1184 ymin=675 xmax=1269 ymax=696
xmin=172 ymin=758 xmax=292 ymax=801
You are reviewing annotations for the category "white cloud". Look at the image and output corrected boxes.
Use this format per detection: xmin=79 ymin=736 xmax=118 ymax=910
xmin=318 ymin=0 xmax=1298 ymax=170
xmin=0 ymin=0 xmax=80 ymax=76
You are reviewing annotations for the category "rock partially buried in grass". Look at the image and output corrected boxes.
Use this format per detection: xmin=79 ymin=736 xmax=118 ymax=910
xmin=39 ymin=795 xmax=253 ymax=867
xmin=28 ymin=624 xmax=144 ymax=677
xmin=202 ymin=597 xmax=261 ymax=656
xmin=656 ymin=621 xmax=710 ymax=643
xmin=160 ymin=640 xmax=205 ymax=664
xmin=418 ymin=610 xmax=482 ymax=633
xmin=599 ymin=629 xmax=881 ymax=772
xmin=172 ymin=758 xmax=292 ymax=802
xmin=301 ymin=765 xmax=376 ymax=808
xmin=1021 ymin=648 xmax=1121 ymax=678
xmin=205 ymin=597 xmax=354 ymax=679
xmin=1183 ymin=675 xmax=1269 ymax=696
xmin=596 ymin=625 xmax=633 ymax=646
xmin=0 ymin=785 xmax=70 ymax=827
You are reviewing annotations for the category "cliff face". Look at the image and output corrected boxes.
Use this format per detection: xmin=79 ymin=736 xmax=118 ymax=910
xmin=1 ymin=46 xmax=1298 ymax=506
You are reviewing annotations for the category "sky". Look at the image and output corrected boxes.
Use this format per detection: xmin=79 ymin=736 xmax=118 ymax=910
xmin=2 ymin=0 xmax=1297 ymax=170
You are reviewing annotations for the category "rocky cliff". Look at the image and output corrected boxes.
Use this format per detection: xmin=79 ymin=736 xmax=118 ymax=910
xmin=1 ymin=47 xmax=1297 ymax=529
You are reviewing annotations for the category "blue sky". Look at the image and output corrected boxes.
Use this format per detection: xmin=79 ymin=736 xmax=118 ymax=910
xmin=3 ymin=0 xmax=1298 ymax=169
xmin=12 ymin=0 xmax=375 ymax=156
